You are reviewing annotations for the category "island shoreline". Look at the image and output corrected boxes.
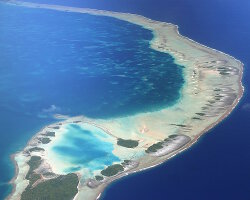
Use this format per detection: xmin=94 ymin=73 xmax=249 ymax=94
xmin=2 ymin=1 xmax=244 ymax=200
xmin=96 ymin=70 xmax=244 ymax=200
xmin=96 ymin=75 xmax=244 ymax=200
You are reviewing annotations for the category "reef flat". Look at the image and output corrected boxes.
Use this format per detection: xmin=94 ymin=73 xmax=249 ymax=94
xmin=5 ymin=1 xmax=244 ymax=200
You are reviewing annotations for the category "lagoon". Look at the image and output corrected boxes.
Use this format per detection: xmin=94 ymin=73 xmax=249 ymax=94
xmin=48 ymin=124 xmax=120 ymax=174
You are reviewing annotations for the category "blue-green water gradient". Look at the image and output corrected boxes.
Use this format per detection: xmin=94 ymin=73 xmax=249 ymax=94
xmin=0 ymin=3 xmax=184 ymax=198
xmin=52 ymin=124 xmax=120 ymax=173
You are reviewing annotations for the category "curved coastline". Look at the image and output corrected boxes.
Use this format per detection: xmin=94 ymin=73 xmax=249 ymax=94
xmin=2 ymin=1 xmax=244 ymax=200
xmin=96 ymin=82 xmax=244 ymax=200
xmin=97 ymin=79 xmax=244 ymax=200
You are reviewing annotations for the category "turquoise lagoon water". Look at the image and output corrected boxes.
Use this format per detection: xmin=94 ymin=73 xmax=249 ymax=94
xmin=52 ymin=124 xmax=120 ymax=173
xmin=0 ymin=3 xmax=184 ymax=198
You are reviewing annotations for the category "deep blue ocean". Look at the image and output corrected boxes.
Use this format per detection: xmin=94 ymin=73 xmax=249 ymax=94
xmin=0 ymin=0 xmax=250 ymax=199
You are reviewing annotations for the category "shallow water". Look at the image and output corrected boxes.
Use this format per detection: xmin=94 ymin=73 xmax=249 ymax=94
xmin=50 ymin=124 xmax=120 ymax=174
